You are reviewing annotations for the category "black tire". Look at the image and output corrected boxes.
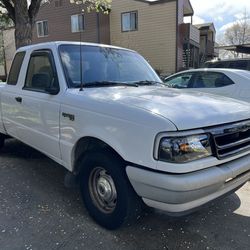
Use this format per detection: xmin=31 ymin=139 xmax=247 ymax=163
xmin=79 ymin=150 xmax=142 ymax=230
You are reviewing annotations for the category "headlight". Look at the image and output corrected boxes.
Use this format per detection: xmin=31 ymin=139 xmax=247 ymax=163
xmin=157 ymin=134 xmax=212 ymax=163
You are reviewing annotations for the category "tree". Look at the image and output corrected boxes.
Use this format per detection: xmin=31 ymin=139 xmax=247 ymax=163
xmin=221 ymin=9 xmax=250 ymax=58
xmin=70 ymin=0 xmax=111 ymax=14
xmin=0 ymin=0 xmax=112 ymax=49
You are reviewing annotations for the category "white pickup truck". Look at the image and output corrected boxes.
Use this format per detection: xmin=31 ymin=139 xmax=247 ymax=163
xmin=0 ymin=42 xmax=249 ymax=229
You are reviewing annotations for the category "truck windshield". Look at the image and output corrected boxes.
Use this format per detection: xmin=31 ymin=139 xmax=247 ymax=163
xmin=59 ymin=45 xmax=161 ymax=88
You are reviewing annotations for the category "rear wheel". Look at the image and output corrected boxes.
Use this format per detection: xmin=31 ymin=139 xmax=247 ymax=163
xmin=79 ymin=151 xmax=142 ymax=229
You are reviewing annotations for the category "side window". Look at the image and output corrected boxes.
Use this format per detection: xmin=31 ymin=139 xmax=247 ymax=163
xmin=7 ymin=52 xmax=26 ymax=85
xmin=213 ymin=62 xmax=226 ymax=68
xmin=205 ymin=62 xmax=226 ymax=68
xmin=164 ymin=73 xmax=193 ymax=88
xmin=24 ymin=51 xmax=58 ymax=92
xmin=228 ymin=60 xmax=248 ymax=70
xmin=191 ymin=72 xmax=235 ymax=88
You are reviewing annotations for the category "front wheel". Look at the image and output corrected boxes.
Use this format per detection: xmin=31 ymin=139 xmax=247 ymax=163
xmin=79 ymin=151 xmax=142 ymax=229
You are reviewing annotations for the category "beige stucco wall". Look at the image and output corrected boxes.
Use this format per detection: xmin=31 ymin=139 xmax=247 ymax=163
xmin=3 ymin=28 xmax=16 ymax=74
xmin=110 ymin=0 xmax=177 ymax=74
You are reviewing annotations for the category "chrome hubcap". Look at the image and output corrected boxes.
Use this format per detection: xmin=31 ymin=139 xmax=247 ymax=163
xmin=89 ymin=167 xmax=117 ymax=213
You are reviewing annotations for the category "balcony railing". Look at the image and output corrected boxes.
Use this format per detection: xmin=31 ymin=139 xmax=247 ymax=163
xmin=206 ymin=40 xmax=219 ymax=57
xmin=206 ymin=40 xmax=214 ymax=55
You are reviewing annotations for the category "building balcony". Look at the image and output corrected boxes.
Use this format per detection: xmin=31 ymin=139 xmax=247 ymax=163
xmin=180 ymin=23 xmax=200 ymax=47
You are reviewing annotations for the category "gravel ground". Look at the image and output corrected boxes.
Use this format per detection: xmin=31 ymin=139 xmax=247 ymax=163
xmin=0 ymin=139 xmax=249 ymax=250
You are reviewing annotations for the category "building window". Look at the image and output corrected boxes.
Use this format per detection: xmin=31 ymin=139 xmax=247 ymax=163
xmin=71 ymin=14 xmax=85 ymax=33
xmin=55 ymin=0 xmax=63 ymax=7
xmin=121 ymin=11 xmax=137 ymax=32
xmin=36 ymin=20 xmax=48 ymax=37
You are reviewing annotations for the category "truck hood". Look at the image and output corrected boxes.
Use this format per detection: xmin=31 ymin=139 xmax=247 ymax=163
xmin=77 ymin=86 xmax=250 ymax=130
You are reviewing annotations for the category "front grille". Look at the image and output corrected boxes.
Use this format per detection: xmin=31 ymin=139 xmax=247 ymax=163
xmin=209 ymin=120 xmax=250 ymax=160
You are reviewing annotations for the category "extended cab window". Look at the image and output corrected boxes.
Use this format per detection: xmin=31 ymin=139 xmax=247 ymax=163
xmin=24 ymin=51 xmax=59 ymax=93
xmin=7 ymin=52 xmax=26 ymax=85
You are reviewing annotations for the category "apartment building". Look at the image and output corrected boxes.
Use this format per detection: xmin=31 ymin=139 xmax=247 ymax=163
xmin=110 ymin=0 xmax=200 ymax=74
xmin=3 ymin=0 xmax=216 ymax=76
xmin=32 ymin=0 xmax=110 ymax=45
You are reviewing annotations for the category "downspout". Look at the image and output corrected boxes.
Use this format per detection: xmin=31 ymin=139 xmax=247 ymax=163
xmin=1 ymin=30 xmax=7 ymax=81
xmin=175 ymin=0 xmax=179 ymax=73
xmin=96 ymin=12 xmax=100 ymax=43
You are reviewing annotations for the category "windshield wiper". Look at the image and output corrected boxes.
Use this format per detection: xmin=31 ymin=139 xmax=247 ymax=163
xmin=77 ymin=81 xmax=139 ymax=88
xmin=133 ymin=80 xmax=165 ymax=86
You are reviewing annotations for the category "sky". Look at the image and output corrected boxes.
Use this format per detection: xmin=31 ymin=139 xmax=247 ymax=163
xmin=189 ymin=0 xmax=250 ymax=37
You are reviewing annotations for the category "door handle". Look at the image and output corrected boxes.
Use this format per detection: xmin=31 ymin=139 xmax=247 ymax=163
xmin=15 ymin=97 xmax=22 ymax=103
xmin=62 ymin=112 xmax=75 ymax=121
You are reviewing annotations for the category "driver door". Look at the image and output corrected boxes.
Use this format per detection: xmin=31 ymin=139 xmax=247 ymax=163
xmin=17 ymin=50 xmax=61 ymax=160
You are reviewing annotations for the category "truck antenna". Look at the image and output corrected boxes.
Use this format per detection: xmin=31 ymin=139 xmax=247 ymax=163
xmin=79 ymin=3 xmax=84 ymax=91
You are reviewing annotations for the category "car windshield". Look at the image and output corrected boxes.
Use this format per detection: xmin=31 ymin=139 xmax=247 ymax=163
xmin=59 ymin=45 xmax=161 ymax=88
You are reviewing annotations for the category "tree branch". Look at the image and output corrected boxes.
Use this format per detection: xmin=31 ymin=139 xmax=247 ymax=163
xmin=0 ymin=0 xmax=15 ymax=22
xmin=28 ymin=0 xmax=42 ymax=21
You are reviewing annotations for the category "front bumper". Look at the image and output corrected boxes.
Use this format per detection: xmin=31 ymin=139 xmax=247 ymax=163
xmin=126 ymin=154 xmax=250 ymax=213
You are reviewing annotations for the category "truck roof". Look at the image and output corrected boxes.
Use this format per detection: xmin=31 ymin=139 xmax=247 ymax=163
xmin=16 ymin=41 xmax=135 ymax=53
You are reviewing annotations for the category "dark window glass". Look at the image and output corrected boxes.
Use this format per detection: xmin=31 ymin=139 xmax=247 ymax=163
xmin=228 ymin=60 xmax=248 ymax=70
xmin=122 ymin=11 xmax=137 ymax=32
xmin=213 ymin=62 xmax=227 ymax=68
xmin=190 ymin=72 xmax=235 ymax=88
xmin=7 ymin=52 xmax=26 ymax=85
xmin=24 ymin=52 xmax=57 ymax=92
xmin=206 ymin=62 xmax=227 ymax=68
xmin=206 ymin=60 xmax=250 ymax=70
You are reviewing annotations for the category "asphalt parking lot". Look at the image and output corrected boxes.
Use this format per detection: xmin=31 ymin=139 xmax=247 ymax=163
xmin=0 ymin=139 xmax=249 ymax=250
